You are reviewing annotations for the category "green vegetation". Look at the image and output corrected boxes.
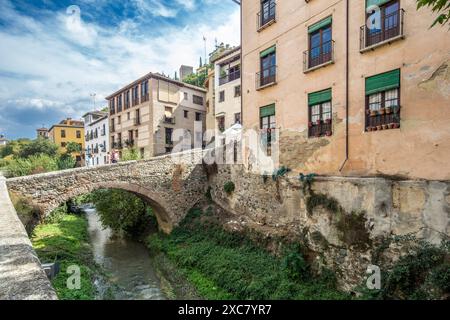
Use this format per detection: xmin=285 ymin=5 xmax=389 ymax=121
xmin=360 ymin=236 xmax=450 ymax=300
xmin=90 ymin=189 xmax=155 ymax=237
xmin=120 ymin=147 xmax=142 ymax=162
xmin=416 ymin=0 xmax=450 ymax=27
xmin=147 ymin=208 xmax=349 ymax=300
xmin=31 ymin=207 xmax=97 ymax=300
xmin=0 ymin=138 xmax=80 ymax=177
xmin=223 ymin=181 xmax=235 ymax=195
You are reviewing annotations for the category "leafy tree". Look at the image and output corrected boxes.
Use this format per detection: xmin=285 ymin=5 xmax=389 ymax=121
xmin=18 ymin=138 xmax=59 ymax=158
xmin=183 ymin=72 xmax=208 ymax=88
xmin=121 ymin=147 xmax=141 ymax=161
xmin=65 ymin=142 xmax=82 ymax=154
xmin=417 ymin=0 xmax=450 ymax=27
xmin=91 ymin=189 xmax=154 ymax=236
xmin=57 ymin=154 xmax=76 ymax=170
xmin=0 ymin=139 xmax=31 ymax=158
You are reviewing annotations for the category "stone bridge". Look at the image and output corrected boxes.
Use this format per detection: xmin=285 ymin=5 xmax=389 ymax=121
xmin=0 ymin=150 xmax=207 ymax=300
xmin=6 ymin=150 xmax=207 ymax=234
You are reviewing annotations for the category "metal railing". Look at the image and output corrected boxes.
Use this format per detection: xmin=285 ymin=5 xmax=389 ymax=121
xmin=257 ymin=2 xmax=276 ymax=31
xmin=308 ymin=119 xmax=333 ymax=138
xmin=303 ymin=40 xmax=335 ymax=72
xmin=141 ymin=93 xmax=149 ymax=103
xmin=134 ymin=117 xmax=141 ymax=126
xmin=164 ymin=116 xmax=175 ymax=125
xmin=256 ymin=65 xmax=277 ymax=90
xmin=219 ymin=70 xmax=241 ymax=86
xmin=360 ymin=8 xmax=404 ymax=51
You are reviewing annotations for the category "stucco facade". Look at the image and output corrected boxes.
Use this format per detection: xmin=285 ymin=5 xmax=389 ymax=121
xmin=107 ymin=73 xmax=206 ymax=159
xmin=242 ymin=0 xmax=450 ymax=180
xmin=48 ymin=118 xmax=85 ymax=162
xmin=83 ymin=111 xmax=109 ymax=167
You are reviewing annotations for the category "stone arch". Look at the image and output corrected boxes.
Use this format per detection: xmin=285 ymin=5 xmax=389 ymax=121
xmin=43 ymin=182 xmax=175 ymax=234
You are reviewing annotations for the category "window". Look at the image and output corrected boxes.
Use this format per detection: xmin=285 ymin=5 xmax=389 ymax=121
xmin=307 ymin=17 xmax=333 ymax=70
xmin=127 ymin=112 xmax=130 ymax=121
xmin=219 ymin=91 xmax=225 ymax=102
xmin=109 ymin=99 xmax=115 ymax=115
xmin=184 ymin=92 xmax=188 ymax=100
xmin=234 ymin=85 xmax=241 ymax=97
xmin=260 ymin=104 xmax=276 ymax=156
xmin=61 ymin=142 xmax=67 ymax=147
xmin=141 ymin=80 xmax=149 ymax=101
xmin=133 ymin=86 xmax=139 ymax=105
xmin=61 ymin=130 xmax=66 ymax=138
xmin=184 ymin=110 xmax=189 ymax=118
xmin=118 ymin=116 xmax=121 ymax=124
xmin=258 ymin=46 xmax=276 ymax=89
xmin=259 ymin=0 xmax=276 ymax=28
xmin=165 ymin=128 xmax=173 ymax=145
xmin=135 ymin=109 xmax=140 ymax=125
xmin=125 ymin=91 xmax=130 ymax=109
xmin=117 ymin=94 xmax=122 ymax=112
xmin=140 ymin=148 xmax=145 ymax=158
xmin=193 ymin=95 xmax=204 ymax=105
xmin=364 ymin=0 xmax=401 ymax=48
xmin=165 ymin=147 xmax=173 ymax=153
xmin=195 ymin=112 xmax=202 ymax=121
xmin=76 ymin=130 xmax=81 ymax=139
xmin=135 ymin=130 xmax=139 ymax=139
xmin=217 ymin=116 xmax=225 ymax=132
xmin=235 ymin=113 xmax=241 ymax=124
xmin=365 ymin=69 xmax=401 ymax=131
xmin=308 ymin=89 xmax=332 ymax=138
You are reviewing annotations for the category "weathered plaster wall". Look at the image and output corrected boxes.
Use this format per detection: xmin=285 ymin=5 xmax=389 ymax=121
xmin=242 ymin=0 xmax=450 ymax=180
xmin=209 ymin=164 xmax=450 ymax=289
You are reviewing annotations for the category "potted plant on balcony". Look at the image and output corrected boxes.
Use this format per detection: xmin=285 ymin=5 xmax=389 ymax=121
xmin=376 ymin=125 xmax=382 ymax=131
xmin=325 ymin=118 xmax=332 ymax=124
xmin=370 ymin=109 xmax=378 ymax=117
xmin=316 ymin=119 xmax=322 ymax=125
xmin=382 ymin=124 xmax=388 ymax=130
xmin=367 ymin=127 xmax=373 ymax=132
xmin=388 ymin=123 xmax=395 ymax=129
xmin=326 ymin=131 xmax=332 ymax=137
xmin=386 ymin=106 xmax=392 ymax=114
xmin=393 ymin=122 xmax=400 ymax=129
xmin=379 ymin=107 xmax=386 ymax=115
xmin=308 ymin=121 xmax=313 ymax=128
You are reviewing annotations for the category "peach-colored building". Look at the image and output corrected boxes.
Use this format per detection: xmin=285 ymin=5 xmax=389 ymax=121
xmin=106 ymin=73 xmax=206 ymax=158
xmin=242 ymin=0 xmax=450 ymax=180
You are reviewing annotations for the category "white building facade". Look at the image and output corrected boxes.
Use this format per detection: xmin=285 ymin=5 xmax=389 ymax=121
xmin=83 ymin=111 xmax=110 ymax=167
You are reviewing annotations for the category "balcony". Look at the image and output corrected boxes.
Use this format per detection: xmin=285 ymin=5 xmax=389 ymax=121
xmin=256 ymin=65 xmax=277 ymax=90
xmin=112 ymin=142 xmax=122 ymax=149
xmin=134 ymin=117 xmax=141 ymax=126
xmin=303 ymin=40 xmax=335 ymax=73
xmin=141 ymin=93 xmax=149 ymax=103
xmin=132 ymin=98 xmax=140 ymax=107
xmin=257 ymin=2 xmax=276 ymax=32
xmin=308 ymin=119 xmax=333 ymax=138
xmin=101 ymin=129 xmax=106 ymax=136
xmin=110 ymin=126 xmax=115 ymax=133
xmin=365 ymin=106 xmax=401 ymax=132
xmin=164 ymin=116 xmax=175 ymax=125
xmin=360 ymin=9 xmax=404 ymax=53
xmin=219 ymin=70 xmax=241 ymax=86
xmin=124 ymin=139 xmax=135 ymax=148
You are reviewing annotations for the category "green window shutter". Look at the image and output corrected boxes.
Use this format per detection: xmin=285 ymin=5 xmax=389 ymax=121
xmin=365 ymin=69 xmax=400 ymax=95
xmin=260 ymin=104 xmax=275 ymax=117
xmin=366 ymin=0 xmax=391 ymax=9
xmin=308 ymin=16 xmax=332 ymax=34
xmin=308 ymin=89 xmax=332 ymax=106
xmin=260 ymin=45 xmax=276 ymax=58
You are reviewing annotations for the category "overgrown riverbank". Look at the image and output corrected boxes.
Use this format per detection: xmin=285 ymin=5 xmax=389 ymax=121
xmin=147 ymin=207 xmax=349 ymax=300
xmin=31 ymin=206 xmax=98 ymax=300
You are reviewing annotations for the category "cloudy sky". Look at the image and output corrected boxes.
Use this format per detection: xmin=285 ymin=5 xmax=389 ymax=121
xmin=0 ymin=0 xmax=240 ymax=139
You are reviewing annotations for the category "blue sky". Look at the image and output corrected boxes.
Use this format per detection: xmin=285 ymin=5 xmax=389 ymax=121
xmin=0 ymin=0 xmax=240 ymax=139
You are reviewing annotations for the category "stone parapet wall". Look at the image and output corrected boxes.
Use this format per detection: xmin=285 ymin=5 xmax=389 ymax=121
xmin=209 ymin=165 xmax=450 ymax=289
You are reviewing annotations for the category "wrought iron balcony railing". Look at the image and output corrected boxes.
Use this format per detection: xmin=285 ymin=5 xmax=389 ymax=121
xmin=303 ymin=40 xmax=335 ymax=72
xmin=219 ymin=70 xmax=241 ymax=86
xmin=256 ymin=65 xmax=277 ymax=90
xmin=257 ymin=2 xmax=276 ymax=31
xmin=360 ymin=8 xmax=404 ymax=52
xmin=164 ymin=116 xmax=175 ymax=125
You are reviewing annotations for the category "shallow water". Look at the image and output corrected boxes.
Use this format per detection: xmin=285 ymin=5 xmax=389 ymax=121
xmin=83 ymin=205 xmax=166 ymax=300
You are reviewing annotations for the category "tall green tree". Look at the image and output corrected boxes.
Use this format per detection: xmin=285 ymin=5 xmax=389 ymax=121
xmin=417 ymin=0 xmax=450 ymax=27
xmin=18 ymin=138 xmax=59 ymax=158
xmin=65 ymin=142 xmax=82 ymax=154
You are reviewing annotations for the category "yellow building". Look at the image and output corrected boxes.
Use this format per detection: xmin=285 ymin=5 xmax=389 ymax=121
xmin=49 ymin=118 xmax=85 ymax=163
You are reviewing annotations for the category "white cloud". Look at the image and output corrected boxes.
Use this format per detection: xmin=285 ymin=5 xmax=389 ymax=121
xmin=0 ymin=0 xmax=240 ymax=138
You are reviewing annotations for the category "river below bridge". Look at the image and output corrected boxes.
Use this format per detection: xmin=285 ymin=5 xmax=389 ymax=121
xmin=83 ymin=205 xmax=167 ymax=300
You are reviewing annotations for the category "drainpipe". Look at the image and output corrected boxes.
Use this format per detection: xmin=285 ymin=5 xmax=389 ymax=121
xmin=339 ymin=0 xmax=350 ymax=173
